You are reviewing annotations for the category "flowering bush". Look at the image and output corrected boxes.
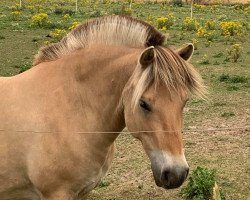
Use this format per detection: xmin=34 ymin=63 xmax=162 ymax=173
xmin=220 ymin=21 xmax=243 ymax=37
xmin=183 ymin=17 xmax=199 ymax=31
xmin=69 ymin=21 xmax=80 ymax=30
xmin=157 ymin=13 xmax=175 ymax=30
xmin=205 ymin=20 xmax=217 ymax=30
xmin=11 ymin=11 xmax=21 ymax=20
xmin=62 ymin=14 xmax=71 ymax=21
xmin=226 ymin=43 xmax=243 ymax=63
xmin=197 ymin=27 xmax=206 ymax=37
xmin=49 ymin=29 xmax=66 ymax=40
xmin=31 ymin=13 xmax=48 ymax=27
xmin=193 ymin=4 xmax=206 ymax=10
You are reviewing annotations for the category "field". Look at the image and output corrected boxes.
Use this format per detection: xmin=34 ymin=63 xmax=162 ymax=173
xmin=0 ymin=0 xmax=250 ymax=199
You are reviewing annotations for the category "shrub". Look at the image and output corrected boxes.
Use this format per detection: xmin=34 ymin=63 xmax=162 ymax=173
xmin=205 ymin=20 xmax=217 ymax=30
xmin=11 ymin=11 xmax=21 ymax=20
xmin=172 ymin=0 xmax=183 ymax=7
xmin=157 ymin=13 xmax=175 ymax=30
xmin=226 ymin=43 xmax=243 ymax=63
xmin=62 ymin=14 xmax=71 ymax=21
xmin=54 ymin=8 xmax=63 ymax=15
xmin=193 ymin=3 xmax=206 ymax=10
xmin=220 ymin=21 xmax=243 ymax=37
xmin=98 ymin=180 xmax=110 ymax=188
xmin=183 ymin=17 xmax=199 ymax=31
xmin=221 ymin=112 xmax=235 ymax=118
xmin=31 ymin=13 xmax=48 ymax=27
xmin=218 ymin=74 xmax=248 ymax=83
xmin=218 ymin=74 xmax=230 ymax=82
xmin=19 ymin=64 xmax=31 ymax=74
xmin=49 ymin=29 xmax=66 ymax=41
xmin=197 ymin=27 xmax=206 ymax=37
xmin=69 ymin=21 xmax=80 ymax=30
xmin=181 ymin=166 xmax=216 ymax=200
xmin=230 ymin=75 xmax=248 ymax=83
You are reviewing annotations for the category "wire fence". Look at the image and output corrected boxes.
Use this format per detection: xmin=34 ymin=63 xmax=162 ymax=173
xmin=0 ymin=126 xmax=249 ymax=134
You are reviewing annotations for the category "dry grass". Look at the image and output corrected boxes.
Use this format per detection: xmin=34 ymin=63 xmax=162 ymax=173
xmin=89 ymin=129 xmax=250 ymax=199
xmin=129 ymin=0 xmax=250 ymax=4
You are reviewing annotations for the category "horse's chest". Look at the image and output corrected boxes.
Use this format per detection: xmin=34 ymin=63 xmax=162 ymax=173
xmin=74 ymin=145 xmax=115 ymax=197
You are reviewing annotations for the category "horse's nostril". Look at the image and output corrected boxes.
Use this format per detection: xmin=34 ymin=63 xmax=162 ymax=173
xmin=162 ymin=169 xmax=170 ymax=186
xmin=161 ymin=167 xmax=189 ymax=189
xmin=164 ymin=169 xmax=170 ymax=180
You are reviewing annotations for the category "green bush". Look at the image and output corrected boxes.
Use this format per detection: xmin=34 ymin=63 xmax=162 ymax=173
xmin=181 ymin=166 xmax=216 ymax=200
xmin=218 ymin=74 xmax=248 ymax=83
xmin=19 ymin=64 xmax=31 ymax=74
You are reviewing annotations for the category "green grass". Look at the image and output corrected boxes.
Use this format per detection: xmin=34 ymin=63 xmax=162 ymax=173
xmin=0 ymin=1 xmax=250 ymax=199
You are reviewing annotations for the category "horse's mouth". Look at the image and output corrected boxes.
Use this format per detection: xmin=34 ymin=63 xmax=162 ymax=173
xmin=154 ymin=179 xmax=184 ymax=189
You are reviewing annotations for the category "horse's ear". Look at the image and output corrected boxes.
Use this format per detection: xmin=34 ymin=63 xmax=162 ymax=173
xmin=139 ymin=46 xmax=155 ymax=68
xmin=176 ymin=43 xmax=194 ymax=61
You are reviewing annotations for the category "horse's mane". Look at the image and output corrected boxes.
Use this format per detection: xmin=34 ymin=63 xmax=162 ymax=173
xmin=33 ymin=15 xmax=165 ymax=66
xmin=34 ymin=15 xmax=205 ymax=106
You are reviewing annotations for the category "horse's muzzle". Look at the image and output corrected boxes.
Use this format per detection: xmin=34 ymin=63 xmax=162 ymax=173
xmin=150 ymin=151 xmax=189 ymax=189
xmin=160 ymin=166 xmax=189 ymax=189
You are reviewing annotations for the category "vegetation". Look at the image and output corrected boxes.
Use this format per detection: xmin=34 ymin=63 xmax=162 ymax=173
xmin=0 ymin=1 xmax=249 ymax=199
xmin=181 ymin=166 xmax=218 ymax=200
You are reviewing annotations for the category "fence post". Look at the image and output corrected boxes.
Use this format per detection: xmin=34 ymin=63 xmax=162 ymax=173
xmin=20 ymin=0 xmax=22 ymax=8
xmin=191 ymin=0 xmax=193 ymax=18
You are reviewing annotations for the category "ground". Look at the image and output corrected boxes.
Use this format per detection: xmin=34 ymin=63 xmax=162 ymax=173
xmin=0 ymin=1 xmax=249 ymax=199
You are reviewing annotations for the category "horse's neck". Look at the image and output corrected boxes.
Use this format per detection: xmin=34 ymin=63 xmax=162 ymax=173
xmin=66 ymin=45 xmax=139 ymax=143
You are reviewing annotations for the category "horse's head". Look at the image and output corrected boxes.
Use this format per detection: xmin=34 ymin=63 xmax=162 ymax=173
xmin=122 ymin=44 xmax=205 ymax=189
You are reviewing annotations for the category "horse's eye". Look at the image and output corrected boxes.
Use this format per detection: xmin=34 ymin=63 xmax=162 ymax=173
xmin=139 ymin=100 xmax=151 ymax=112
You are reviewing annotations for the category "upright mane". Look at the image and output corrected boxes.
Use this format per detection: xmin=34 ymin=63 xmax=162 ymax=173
xmin=34 ymin=15 xmax=205 ymax=104
xmin=33 ymin=15 xmax=165 ymax=66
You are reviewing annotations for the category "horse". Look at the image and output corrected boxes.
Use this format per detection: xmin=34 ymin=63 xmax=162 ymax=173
xmin=0 ymin=16 xmax=205 ymax=200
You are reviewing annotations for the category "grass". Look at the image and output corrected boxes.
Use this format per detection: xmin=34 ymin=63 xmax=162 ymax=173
xmin=0 ymin=1 xmax=249 ymax=199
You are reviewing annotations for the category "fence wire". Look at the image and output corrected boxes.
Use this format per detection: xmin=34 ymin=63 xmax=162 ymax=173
xmin=0 ymin=126 xmax=249 ymax=134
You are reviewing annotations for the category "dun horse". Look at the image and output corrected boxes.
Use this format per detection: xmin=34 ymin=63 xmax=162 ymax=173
xmin=0 ymin=16 xmax=205 ymax=199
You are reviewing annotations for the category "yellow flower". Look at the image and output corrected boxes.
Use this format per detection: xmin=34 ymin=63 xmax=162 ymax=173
xmin=205 ymin=20 xmax=217 ymax=30
xmin=11 ymin=11 xmax=21 ymax=19
xmin=49 ymin=29 xmax=66 ymax=40
xmin=31 ymin=13 xmax=48 ymax=27
xmin=63 ymin=14 xmax=71 ymax=21
xmin=183 ymin=17 xmax=199 ymax=31
xmin=193 ymin=4 xmax=205 ymax=10
xmin=157 ymin=14 xmax=175 ymax=30
xmin=197 ymin=27 xmax=206 ymax=37
xmin=220 ymin=21 xmax=243 ymax=37
xmin=69 ymin=22 xmax=80 ymax=30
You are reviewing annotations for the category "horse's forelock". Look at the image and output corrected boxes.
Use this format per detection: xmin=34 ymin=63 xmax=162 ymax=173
xmin=125 ymin=46 xmax=206 ymax=110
